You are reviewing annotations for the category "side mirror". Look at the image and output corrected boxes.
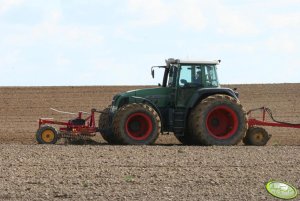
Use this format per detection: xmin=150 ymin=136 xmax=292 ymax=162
xmin=151 ymin=69 xmax=155 ymax=78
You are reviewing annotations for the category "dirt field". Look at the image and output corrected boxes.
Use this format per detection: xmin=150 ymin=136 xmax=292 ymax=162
xmin=0 ymin=145 xmax=299 ymax=201
xmin=0 ymin=84 xmax=299 ymax=200
xmin=0 ymin=84 xmax=299 ymax=145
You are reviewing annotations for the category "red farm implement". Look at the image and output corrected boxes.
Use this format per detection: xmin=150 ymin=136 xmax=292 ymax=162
xmin=244 ymin=107 xmax=300 ymax=146
xmin=36 ymin=108 xmax=104 ymax=144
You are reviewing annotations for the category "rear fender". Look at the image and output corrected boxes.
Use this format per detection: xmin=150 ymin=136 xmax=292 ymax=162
xmin=187 ymin=88 xmax=239 ymax=111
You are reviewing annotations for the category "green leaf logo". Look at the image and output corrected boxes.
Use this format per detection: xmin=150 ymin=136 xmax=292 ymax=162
xmin=266 ymin=180 xmax=298 ymax=200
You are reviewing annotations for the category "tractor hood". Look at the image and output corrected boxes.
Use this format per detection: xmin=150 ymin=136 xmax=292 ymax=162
xmin=112 ymin=87 xmax=159 ymax=103
xmin=129 ymin=87 xmax=162 ymax=97
xmin=112 ymin=87 xmax=172 ymax=108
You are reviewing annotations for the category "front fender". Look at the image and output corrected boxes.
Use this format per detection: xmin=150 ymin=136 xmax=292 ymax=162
xmin=131 ymin=96 xmax=163 ymax=122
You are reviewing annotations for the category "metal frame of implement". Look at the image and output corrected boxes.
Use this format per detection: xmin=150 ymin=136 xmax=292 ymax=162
xmin=247 ymin=107 xmax=300 ymax=129
xmin=38 ymin=108 xmax=103 ymax=137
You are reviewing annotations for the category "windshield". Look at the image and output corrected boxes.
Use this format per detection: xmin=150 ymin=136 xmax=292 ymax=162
xmin=178 ymin=64 xmax=219 ymax=87
xmin=204 ymin=65 xmax=219 ymax=87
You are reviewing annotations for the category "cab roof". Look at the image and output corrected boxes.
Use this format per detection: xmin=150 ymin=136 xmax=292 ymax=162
xmin=166 ymin=58 xmax=220 ymax=65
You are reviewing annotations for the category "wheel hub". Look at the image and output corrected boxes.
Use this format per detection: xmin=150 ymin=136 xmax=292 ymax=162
xmin=211 ymin=118 xmax=220 ymax=127
xmin=254 ymin=133 xmax=263 ymax=141
xmin=129 ymin=121 xmax=141 ymax=132
xmin=206 ymin=105 xmax=239 ymax=139
xmin=125 ymin=112 xmax=153 ymax=140
xmin=41 ymin=130 xmax=55 ymax=143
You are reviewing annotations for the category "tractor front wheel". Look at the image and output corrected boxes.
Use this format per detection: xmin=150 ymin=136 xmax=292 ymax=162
xmin=36 ymin=126 xmax=59 ymax=144
xmin=189 ymin=94 xmax=247 ymax=145
xmin=112 ymin=103 xmax=161 ymax=145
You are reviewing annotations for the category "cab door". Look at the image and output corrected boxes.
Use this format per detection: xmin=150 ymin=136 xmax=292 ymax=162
xmin=175 ymin=65 xmax=200 ymax=108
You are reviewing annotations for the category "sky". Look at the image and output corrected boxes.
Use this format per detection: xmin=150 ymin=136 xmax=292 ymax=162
xmin=0 ymin=0 xmax=299 ymax=86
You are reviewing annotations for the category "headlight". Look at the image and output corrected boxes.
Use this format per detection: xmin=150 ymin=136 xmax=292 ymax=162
xmin=111 ymin=106 xmax=118 ymax=113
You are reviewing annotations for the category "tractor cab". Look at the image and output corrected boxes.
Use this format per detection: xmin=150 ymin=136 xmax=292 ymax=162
xmin=151 ymin=59 xmax=224 ymax=108
xmin=152 ymin=58 xmax=220 ymax=89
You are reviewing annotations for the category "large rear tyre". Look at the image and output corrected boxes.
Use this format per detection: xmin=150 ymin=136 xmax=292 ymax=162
xmin=36 ymin=125 xmax=59 ymax=144
xmin=112 ymin=103 xmax=161 ymax=145
xmin=190 ymin=94 xmax=247 ymax=145
xmin=243 ymin=127 xmax=270 ymax=146
xmin=99 ymin=106 xmax=119 ymax=144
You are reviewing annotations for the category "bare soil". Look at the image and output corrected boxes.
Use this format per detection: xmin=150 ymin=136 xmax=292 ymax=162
xmin=0 ymin=145 xmax=299 ymax=201
xmin=0 ymin=84 xmax=299 ymax=145
xmin=0 ymin=84 xmax=299 ymax=200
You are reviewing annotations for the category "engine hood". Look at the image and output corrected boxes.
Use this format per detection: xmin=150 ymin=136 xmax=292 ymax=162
xmin=112 ymin=87 xmax=172 ymax=108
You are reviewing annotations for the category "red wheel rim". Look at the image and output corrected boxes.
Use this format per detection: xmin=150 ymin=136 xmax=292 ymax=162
xmin=206 ymin=105 xmax=238 ymax=139
xmin=125 ymin=112 xmax=153 ymax=140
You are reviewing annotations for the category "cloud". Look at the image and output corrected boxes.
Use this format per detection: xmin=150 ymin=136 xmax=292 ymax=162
xmin=0 ymin=49 xmax=21 ymax=70
xmin=265 ymin=34 xmax=298 ymax=53
xmin=174 ymin=0 xmax=206 ymax=31
xmin=126 ymin=0 xmax=207 ymax=31
xmin=125 ymin=0 xmax=259 ymax=35
xmin=81 ymin=58 xmax=136 ymax=85
xmin=2 ymin=8 xmax=104 ymax=48
xmin=251 ymin=0 xmax=300 ymax=8
xmin=267 ymin=13 xmax=300 ymax=29
xmin=214 ymin=4 xmax=259 ymax=36
xmin=56 ymin=56 xmax=71 ymax=66
xmin=126 ymin=0 xmax=171 ymax=26
xmin=0 ymin=0 xmax=24 ymax=15
xmin=35 ymin=9 xmax=104 ymax=46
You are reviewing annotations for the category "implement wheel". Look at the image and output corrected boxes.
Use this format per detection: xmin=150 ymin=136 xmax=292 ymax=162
xmin=243 ymin=127 xmax=270 ymax=146
xmin=99 ymin=106 xmax=119 ymax=144
xmin=113 ymin=103 xmax=161 ymax=145
xmin=189 ymin=94 xmax=247 ymax=145
xmin=36 ymin=126 xmax=59 ymax=144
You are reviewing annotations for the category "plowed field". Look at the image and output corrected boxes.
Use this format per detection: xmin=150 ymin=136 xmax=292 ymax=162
xmin=0 ymin=84 xmax=299 ymax=145
xmin=0 ymin=84 xmax=299 ymax=200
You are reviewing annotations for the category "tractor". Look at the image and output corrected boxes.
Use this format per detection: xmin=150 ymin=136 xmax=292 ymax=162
xmin=99 ymin=58 xmax=248 ymax=145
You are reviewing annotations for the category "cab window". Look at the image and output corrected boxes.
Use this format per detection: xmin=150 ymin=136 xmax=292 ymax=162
xmin=204 ymin=65 xmax=219 ymax=87
xmin=178 ymin=66 xmax=192 ymax=87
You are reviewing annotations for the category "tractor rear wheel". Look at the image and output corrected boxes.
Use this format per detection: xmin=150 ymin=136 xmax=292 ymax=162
xmin=36 ymin=125 xmax=59 ymax=144
xmin=190 ymin=94 xmax=247 ymax=145
xmin=99 ymin=106 xmax=119 ymax=144
xmin=243 ymin=127 xmax=270 ymax=146
xmin=112 ymin=103 xmax=161 ymax=145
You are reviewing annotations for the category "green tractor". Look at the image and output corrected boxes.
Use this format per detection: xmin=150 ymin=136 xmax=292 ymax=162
xmin=99 ymin=58 xmax=247 ymax=145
